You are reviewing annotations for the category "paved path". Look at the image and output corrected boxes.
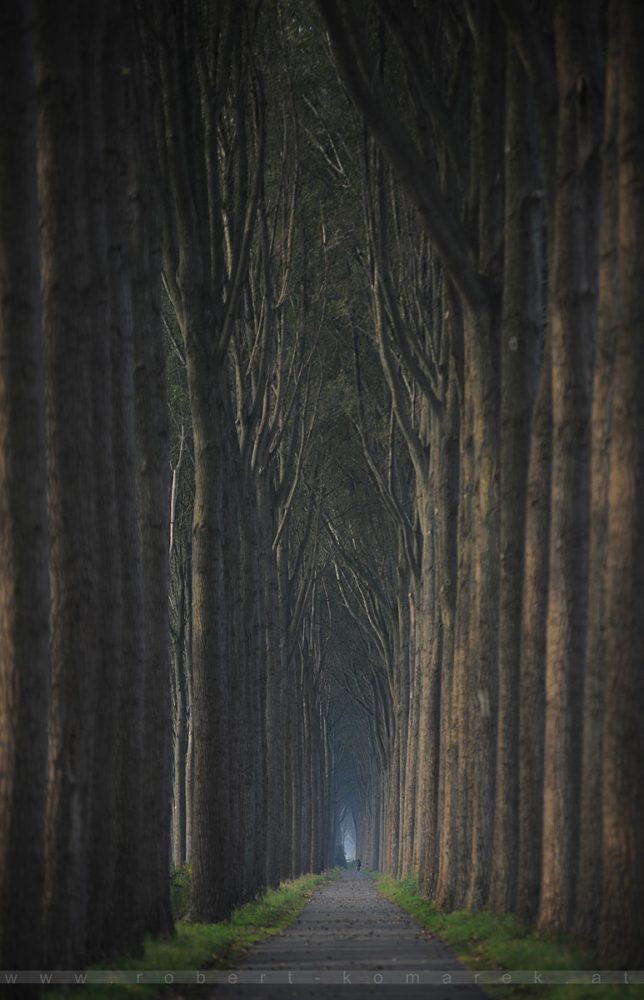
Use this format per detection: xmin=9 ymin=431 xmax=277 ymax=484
xmin=208 ymin=872 xmax=487 ymax=999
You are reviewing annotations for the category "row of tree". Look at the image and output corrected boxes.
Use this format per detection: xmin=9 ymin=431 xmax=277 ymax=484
xmin=2 ymin=0 xmax=643 ymax=977
xmin=0 ymin=0 xmax=337 ymax=973
xmin=153 ymin=0 xmax=335 ymax=920
xmin=0 ymin=0 xmax=174 ymax=969
xmin=319 ymin=0 xmax=644 ymax=967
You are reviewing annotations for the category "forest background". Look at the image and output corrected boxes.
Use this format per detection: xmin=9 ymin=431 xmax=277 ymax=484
xmin=0 ymin=0 xmax=643 ymax=979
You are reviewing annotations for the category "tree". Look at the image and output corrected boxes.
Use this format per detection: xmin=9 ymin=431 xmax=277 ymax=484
xmin=35 ymin=0 xmax=102 ymax=965
xmin=0 ymin=0 xmax=50 ymax=974
xmin=595 ymin=0 xmax=644 ymax=964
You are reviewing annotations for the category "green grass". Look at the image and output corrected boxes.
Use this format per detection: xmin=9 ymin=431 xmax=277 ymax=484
xmin=169 ymin=864 xmax=192 ymax=921
xmin=47 ymin=870 xmax=334 ymax=1000
xmin=374 ymin=873 xmax=644 ymax=1000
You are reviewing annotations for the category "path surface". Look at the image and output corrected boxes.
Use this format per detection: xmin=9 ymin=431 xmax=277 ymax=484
xmin=207 ymin=872 xmax=487 ymax=999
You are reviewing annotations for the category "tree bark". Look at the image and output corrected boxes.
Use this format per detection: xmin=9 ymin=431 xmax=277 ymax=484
xmin=0 ymin=0 xmax=50 ymax=971
xmin=491 ymin=44 xmax=543 ymax=913
xmin=539 ymin=0 xmax=602 ymax=934
xmin=597 ymin=0 xmax=644 ymax=965
xmin=130 ymin=49 xmax=173 ymax=935
xmin=516 ymin=336 xmax=551 ymax=924
xmin=36 ymin=0 xmax=100 ymax=965
xmin=573 ymin=0 xmax=619 ymax=945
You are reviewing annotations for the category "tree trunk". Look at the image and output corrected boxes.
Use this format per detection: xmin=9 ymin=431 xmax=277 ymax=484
xmin=415 ymin=480 xmax=440 ymax=894
xmin=538 ymin=0 xmax=602 ymax=934
xmin=36 ymin=0 xmax=99 ymax=966
xmin=130 ymin=66 xmax=173 ymax=934
xmin=401 ymin=583 xmax=419 ymax=877
xmin=465 ymin=2 xmax=503 ymax=910
xmin=80 ymin=3 xmax=123 ymax=960
xmin=171 ymin=562 xmax=188 ymax=867
xmin=189 ymin=364 xmax=231 ymax=921
xmin=435 ymin=353 xmax=472 ymax=909
xmin=0 ymin=0 xmax=50 ymax=971
xmin=259 ymin=478 xmax=283 ymax=887
xmin=573 ymin=0 xmax=619 ymax=944
xmin=597 ymin=0 xmax=644 ymax=965
xmin=491 ymin=44 xmax=543 ymax=913
xmin=516 ymin=335 xmax=551 ymax=924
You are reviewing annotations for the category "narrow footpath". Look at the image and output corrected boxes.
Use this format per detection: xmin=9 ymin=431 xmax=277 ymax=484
xmin=209 ymin=872 xmax=487 ymax=999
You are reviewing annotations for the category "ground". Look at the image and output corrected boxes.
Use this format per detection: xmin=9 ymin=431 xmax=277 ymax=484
xmin=206 ymin=871 xmax=487 ymax=999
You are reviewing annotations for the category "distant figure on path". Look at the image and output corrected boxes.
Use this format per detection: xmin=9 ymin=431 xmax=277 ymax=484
xmin=356 ymin=858 xmax=362 ymax=871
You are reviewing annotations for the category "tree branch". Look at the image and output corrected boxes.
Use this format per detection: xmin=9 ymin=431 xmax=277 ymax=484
xmin=316 ymin=0 xmax=489 ymax=312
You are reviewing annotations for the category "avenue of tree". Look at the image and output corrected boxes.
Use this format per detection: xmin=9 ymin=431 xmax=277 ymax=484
xmin=0 ymin=0 xmax=643 ymax=978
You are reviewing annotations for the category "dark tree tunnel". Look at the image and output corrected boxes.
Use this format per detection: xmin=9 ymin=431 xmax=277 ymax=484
xmin=1 ymin=0 xmax=644 ymax=978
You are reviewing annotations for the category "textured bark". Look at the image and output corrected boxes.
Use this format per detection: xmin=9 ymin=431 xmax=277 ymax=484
xmin=98 ymin=11 xmax=147 ymax=952
xmin=226 ymin=454 xmax=244 ymax=902
xmin=81 ymin=3 xmax=123 ymax=960
xmin=277 ymin=539 xmax=294 ymax=878
xmin=401 ymin=583 xmax=419 ymax=876
xmin=239 ymin=467 xmax=266 ymax=896
xmin=539 ymin=0 xmax=602 ymax=934
xmin=573 ymin=0 xmax=619 ymax=944
xmin=414 ymin=477 xmax=440 ymax=893
xmin=184 ymin=587 xmax=195 ymax=866
xmin=597 ymin=0 xmax=644 ymax=964
xmin=260 ymin=477 xmax=283 ymax=887
xmin=36 ymin=0 xmax=99 ymax=966
xmin=171 ymin=557 xmax=189 ymax=867
xmin=491 ymin=45 xmax=543 ymax=913
xmin=463 ymin=302 xmax=499 ymax=912
xmin=430 ymin=326 xmax=460 ymax=900
xmin=465 ymin=1 xmax=503 ymax=910
xmin=188 ymin=367 xmax=231 ymax=920
xmin=436 ymin=350 xmax=473 ymax=910
xmin=0 ymin=0 xmax=50 ymax=970
xmin=300 ymin=658 xmax=313 ymax=874
xmin=391 ymin=603 xmax=406 ymax=878
xmin=516 ymin=337 xmax=551 ymax=924
xmin=130 ymin=53 xmax=173 ymax=935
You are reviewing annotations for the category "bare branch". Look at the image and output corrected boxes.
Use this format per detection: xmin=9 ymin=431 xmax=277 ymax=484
xmin=315 ymin=0 xmax=489 ymax=312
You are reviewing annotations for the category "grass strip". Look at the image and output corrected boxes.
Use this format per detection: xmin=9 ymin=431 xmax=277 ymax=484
xmin=373 ymin=873 xmax=644 ymax=1000
xmin=48 ymin=870 xmax=334 ymax=999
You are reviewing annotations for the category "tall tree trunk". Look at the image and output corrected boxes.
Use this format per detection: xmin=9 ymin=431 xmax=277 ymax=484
xmin=491 ymin=45 xmax=543 ymax=913
xmin=189 ymin=366 xmax=231 ymax=920
xmin=597 ymin=0 xmax=644 ymax=965
xmin=80 ymin=2 xmax=123 ymax=959
xmin=465 ymin=2 xmax=503 ymax=910
xmin=431 ymin=336 xmax=459 ymax=900
xmin=401 ymin=583 xmax=419 ymax=877
xmin=415 ymin=485 xmax=440 ymax=894
xmin=36 ymin=0 xmax=99 ymax=966
xmin=184 ymin=581 xmax=195 ymax=867
xmin=130 ymin=57 xmax=173 ymax=934
xmin=0 ymin=0 xmax=50 ymax=971
xmin=435 ymin=360 xmax=472 ymax=909
xmin=538 ymin=0 xmax=602 ymax=933
xmin=260 ymin=479 xmax=283 ymax=887
xmin=574 ymin=0 xmax=619 ymax=944
xmin=102 ymin=14 xmax=146 ymax=951
xmin=171 ymin=559 xmax=189 ymax=867
xmin=277 ymin=538 xmax=294 ymax=879
xmin=516 ymin=336 xmax=551 ymax=924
